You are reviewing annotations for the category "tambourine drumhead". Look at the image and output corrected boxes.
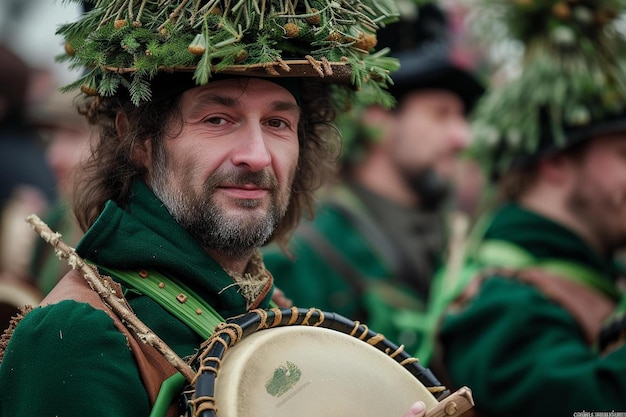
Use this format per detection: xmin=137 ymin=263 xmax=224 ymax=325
xmin=214 ymin=326 xmax=438 ymax=417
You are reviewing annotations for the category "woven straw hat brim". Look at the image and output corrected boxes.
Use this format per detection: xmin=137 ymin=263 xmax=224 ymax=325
xmin=102 ymin=59 xmax=352 ymax=83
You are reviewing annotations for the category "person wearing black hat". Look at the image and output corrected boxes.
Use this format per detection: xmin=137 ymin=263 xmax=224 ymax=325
xmin=263 ymin=1 xmax=484 ymax=359
xmin=432 ymin=1 xmax=626 ymax=415
xmin=0 ymin=0 xmax=455 ymax=416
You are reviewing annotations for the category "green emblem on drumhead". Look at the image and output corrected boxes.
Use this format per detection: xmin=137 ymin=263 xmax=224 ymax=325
xmin=265 ymin=361 xmax=302 ymax=397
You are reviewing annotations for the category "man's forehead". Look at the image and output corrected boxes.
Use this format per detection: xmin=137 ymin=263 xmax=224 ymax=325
xmin=182 ymin=77 xmax=299 ymax=105
xmin=590 ymin=132 xmax=626 ymax=150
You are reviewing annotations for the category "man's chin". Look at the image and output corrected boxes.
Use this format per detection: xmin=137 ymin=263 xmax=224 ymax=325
xmin=224 ymin=208 xmax=276 ymax=232
xmin=224 ymin=204 xmax=270 ymax=220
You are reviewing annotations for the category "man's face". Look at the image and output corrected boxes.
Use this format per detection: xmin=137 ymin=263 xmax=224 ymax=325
xmin=148 ymin=78 xmax=300 ymax=257
xmin=44 ymin=121 xmax=92 ymax=197
xmin=566 ymin=134 xmax=626 ymax=253
xmin=390 ymin=90 xmax=470 ymax=183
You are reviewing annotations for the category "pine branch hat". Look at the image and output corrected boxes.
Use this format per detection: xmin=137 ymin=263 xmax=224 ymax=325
xmin=56 ymin=0 xmax=400 ymax=109
xmin=468 ymin=0 xmax=626 ymax=180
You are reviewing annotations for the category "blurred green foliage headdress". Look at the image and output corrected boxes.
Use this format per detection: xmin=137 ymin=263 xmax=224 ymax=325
xmin=468 ymin=0 xmax=626 ymax=180
xmin=56 ymin=0 xmax=401 ymax=107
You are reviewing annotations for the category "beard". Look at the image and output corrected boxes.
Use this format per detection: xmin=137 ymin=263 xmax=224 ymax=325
xmin=150 ymin=151 xmax=291 ymax=257
xmin=566 ymin=176 xmax=626 ymax=254
xmin=403 ymin=167 xmax=452 ymax=211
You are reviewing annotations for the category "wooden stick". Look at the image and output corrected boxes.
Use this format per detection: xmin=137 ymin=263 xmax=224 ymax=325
xmin=426 ymin=387 xmax=475 ymax=417
xmin=26 ymin=214 xmax=195 ymax=383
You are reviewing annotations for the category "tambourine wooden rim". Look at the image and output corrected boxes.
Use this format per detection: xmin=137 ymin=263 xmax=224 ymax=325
xmin=183 ymin=307 xmax=460 ymax=417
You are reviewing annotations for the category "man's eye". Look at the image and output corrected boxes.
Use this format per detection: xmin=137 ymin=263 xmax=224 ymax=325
xmin=204 ymin=117 xmax=226 ymax=125
xmin=267 ymin=119 xmax=287 ymax=128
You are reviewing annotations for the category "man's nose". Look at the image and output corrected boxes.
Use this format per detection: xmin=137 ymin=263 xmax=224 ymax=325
xmin=231 ymin=123 xmax=272 ymax=171
xmin=450 ymin=119 xmax=472 ymax=152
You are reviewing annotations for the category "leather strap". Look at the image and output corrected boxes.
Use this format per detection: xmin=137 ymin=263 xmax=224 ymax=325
xmin=42 ymin=270 xmax=179 ymax=417
xmin=456 ymin=267 xmax=616 ymax=345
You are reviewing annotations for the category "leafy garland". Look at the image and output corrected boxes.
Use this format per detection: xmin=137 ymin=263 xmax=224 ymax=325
xmin=57 ymin=0 xmax=400 ymax=106
xmin=466 ymin=0 xmax=626 ymax=178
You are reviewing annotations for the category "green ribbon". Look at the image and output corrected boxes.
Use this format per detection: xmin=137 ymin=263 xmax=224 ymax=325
xmin=149 ymin=372 xmax=186 ymax=417
xmin=96 ymin=264 xmax=225 ymax=338
xmin=477 ymin=240 xmax=624 ymax=301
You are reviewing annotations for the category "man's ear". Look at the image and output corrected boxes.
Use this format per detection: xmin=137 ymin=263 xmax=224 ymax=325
xmin=115 ymin=111 xmax=128 ymax=137
xmin=361 ymin=105 xmax=394 ymax=142
xmin=116 ymin=112 xmax=151 ymax=167
xmin=539 ymin=153 xmax=574 ymax=185
xmin=362 ymin=105 xmax=393 ymax=126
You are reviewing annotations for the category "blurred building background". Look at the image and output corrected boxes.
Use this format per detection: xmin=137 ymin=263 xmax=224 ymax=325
xmin=0 ymin=0 xmax=83 ymax=88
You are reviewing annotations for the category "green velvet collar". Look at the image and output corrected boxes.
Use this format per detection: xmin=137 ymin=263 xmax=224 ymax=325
xmin=478 ymin=203 xmax=625 ymax=285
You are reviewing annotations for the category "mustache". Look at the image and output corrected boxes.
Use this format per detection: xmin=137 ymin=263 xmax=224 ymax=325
xmin=204 ymin=169 xmax=279 ymax=191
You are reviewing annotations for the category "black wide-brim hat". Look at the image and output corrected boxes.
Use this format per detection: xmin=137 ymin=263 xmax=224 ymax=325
xmin=374 ymin=3 xmax=484 ymax=113
xmin=504 ymin=112 xmax=626 ymax=174
xmin=387 ymin=47 xmax=484 ymax=114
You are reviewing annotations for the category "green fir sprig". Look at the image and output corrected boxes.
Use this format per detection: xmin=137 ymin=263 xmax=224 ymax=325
xmin=57 ymin=0 xmax=400 ymax=105
xmin=466 ymin=0 xmax=626 ymax=178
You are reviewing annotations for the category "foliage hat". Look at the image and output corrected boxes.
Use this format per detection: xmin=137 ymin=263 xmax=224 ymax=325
xmin=468 ymin=0 xmax=626 ymax=180
xmin=377 ymin=1 xmax=484 ymax=113
xmin=57 ymin=0 xmax=401 ymax=107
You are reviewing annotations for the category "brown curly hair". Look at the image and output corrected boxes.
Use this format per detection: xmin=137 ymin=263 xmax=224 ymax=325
xmin=72 ymin=76 xmax=341 ymax=249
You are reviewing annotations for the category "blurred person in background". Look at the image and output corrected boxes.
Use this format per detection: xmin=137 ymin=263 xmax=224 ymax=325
xmin=262 ymin=1 xmax=484 ymax=357
xmin=0 ymin=44 xmax=57 ymax=329
xmin=27 ymin=89 xmax=92 ymax=295
xmin=433 ymin=1 xmax=626 ymax=415
xmin=0 ymin=45 xmax=56 ymax=218
xmin=0 ymin=0 xmax=89 ymax=331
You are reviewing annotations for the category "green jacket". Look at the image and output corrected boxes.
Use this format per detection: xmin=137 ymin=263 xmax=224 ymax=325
xmin=263 ymin=183 xmax=445 ymax=354
xmin=0 ymin=181 xmax=273 ymax=416
xmin=437 ymin=203 xmax=626 ymax=416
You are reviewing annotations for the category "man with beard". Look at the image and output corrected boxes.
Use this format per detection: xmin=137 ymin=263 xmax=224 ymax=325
xmin=0 ymin=1 xmax=438 ymax=416
xmin=263 ymin=3 xmax=484 ymax=356
xmin=432 ymin=1 xmax=626 ymax=415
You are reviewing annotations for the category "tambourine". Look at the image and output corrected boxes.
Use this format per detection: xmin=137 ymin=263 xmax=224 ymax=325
xmin=182 ymin=307 xmax=473 ymax=417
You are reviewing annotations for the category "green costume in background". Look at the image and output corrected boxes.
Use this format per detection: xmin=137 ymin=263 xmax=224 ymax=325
xmin=437 ymin=203 xmax=626 ymax=416
xmin=263 ymin=182 xmax=446 ymax=353
xmin=29 ymin=200 xmax=78 ymax=295
xmin=0 ymin=181 xmax=273 ymax=416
